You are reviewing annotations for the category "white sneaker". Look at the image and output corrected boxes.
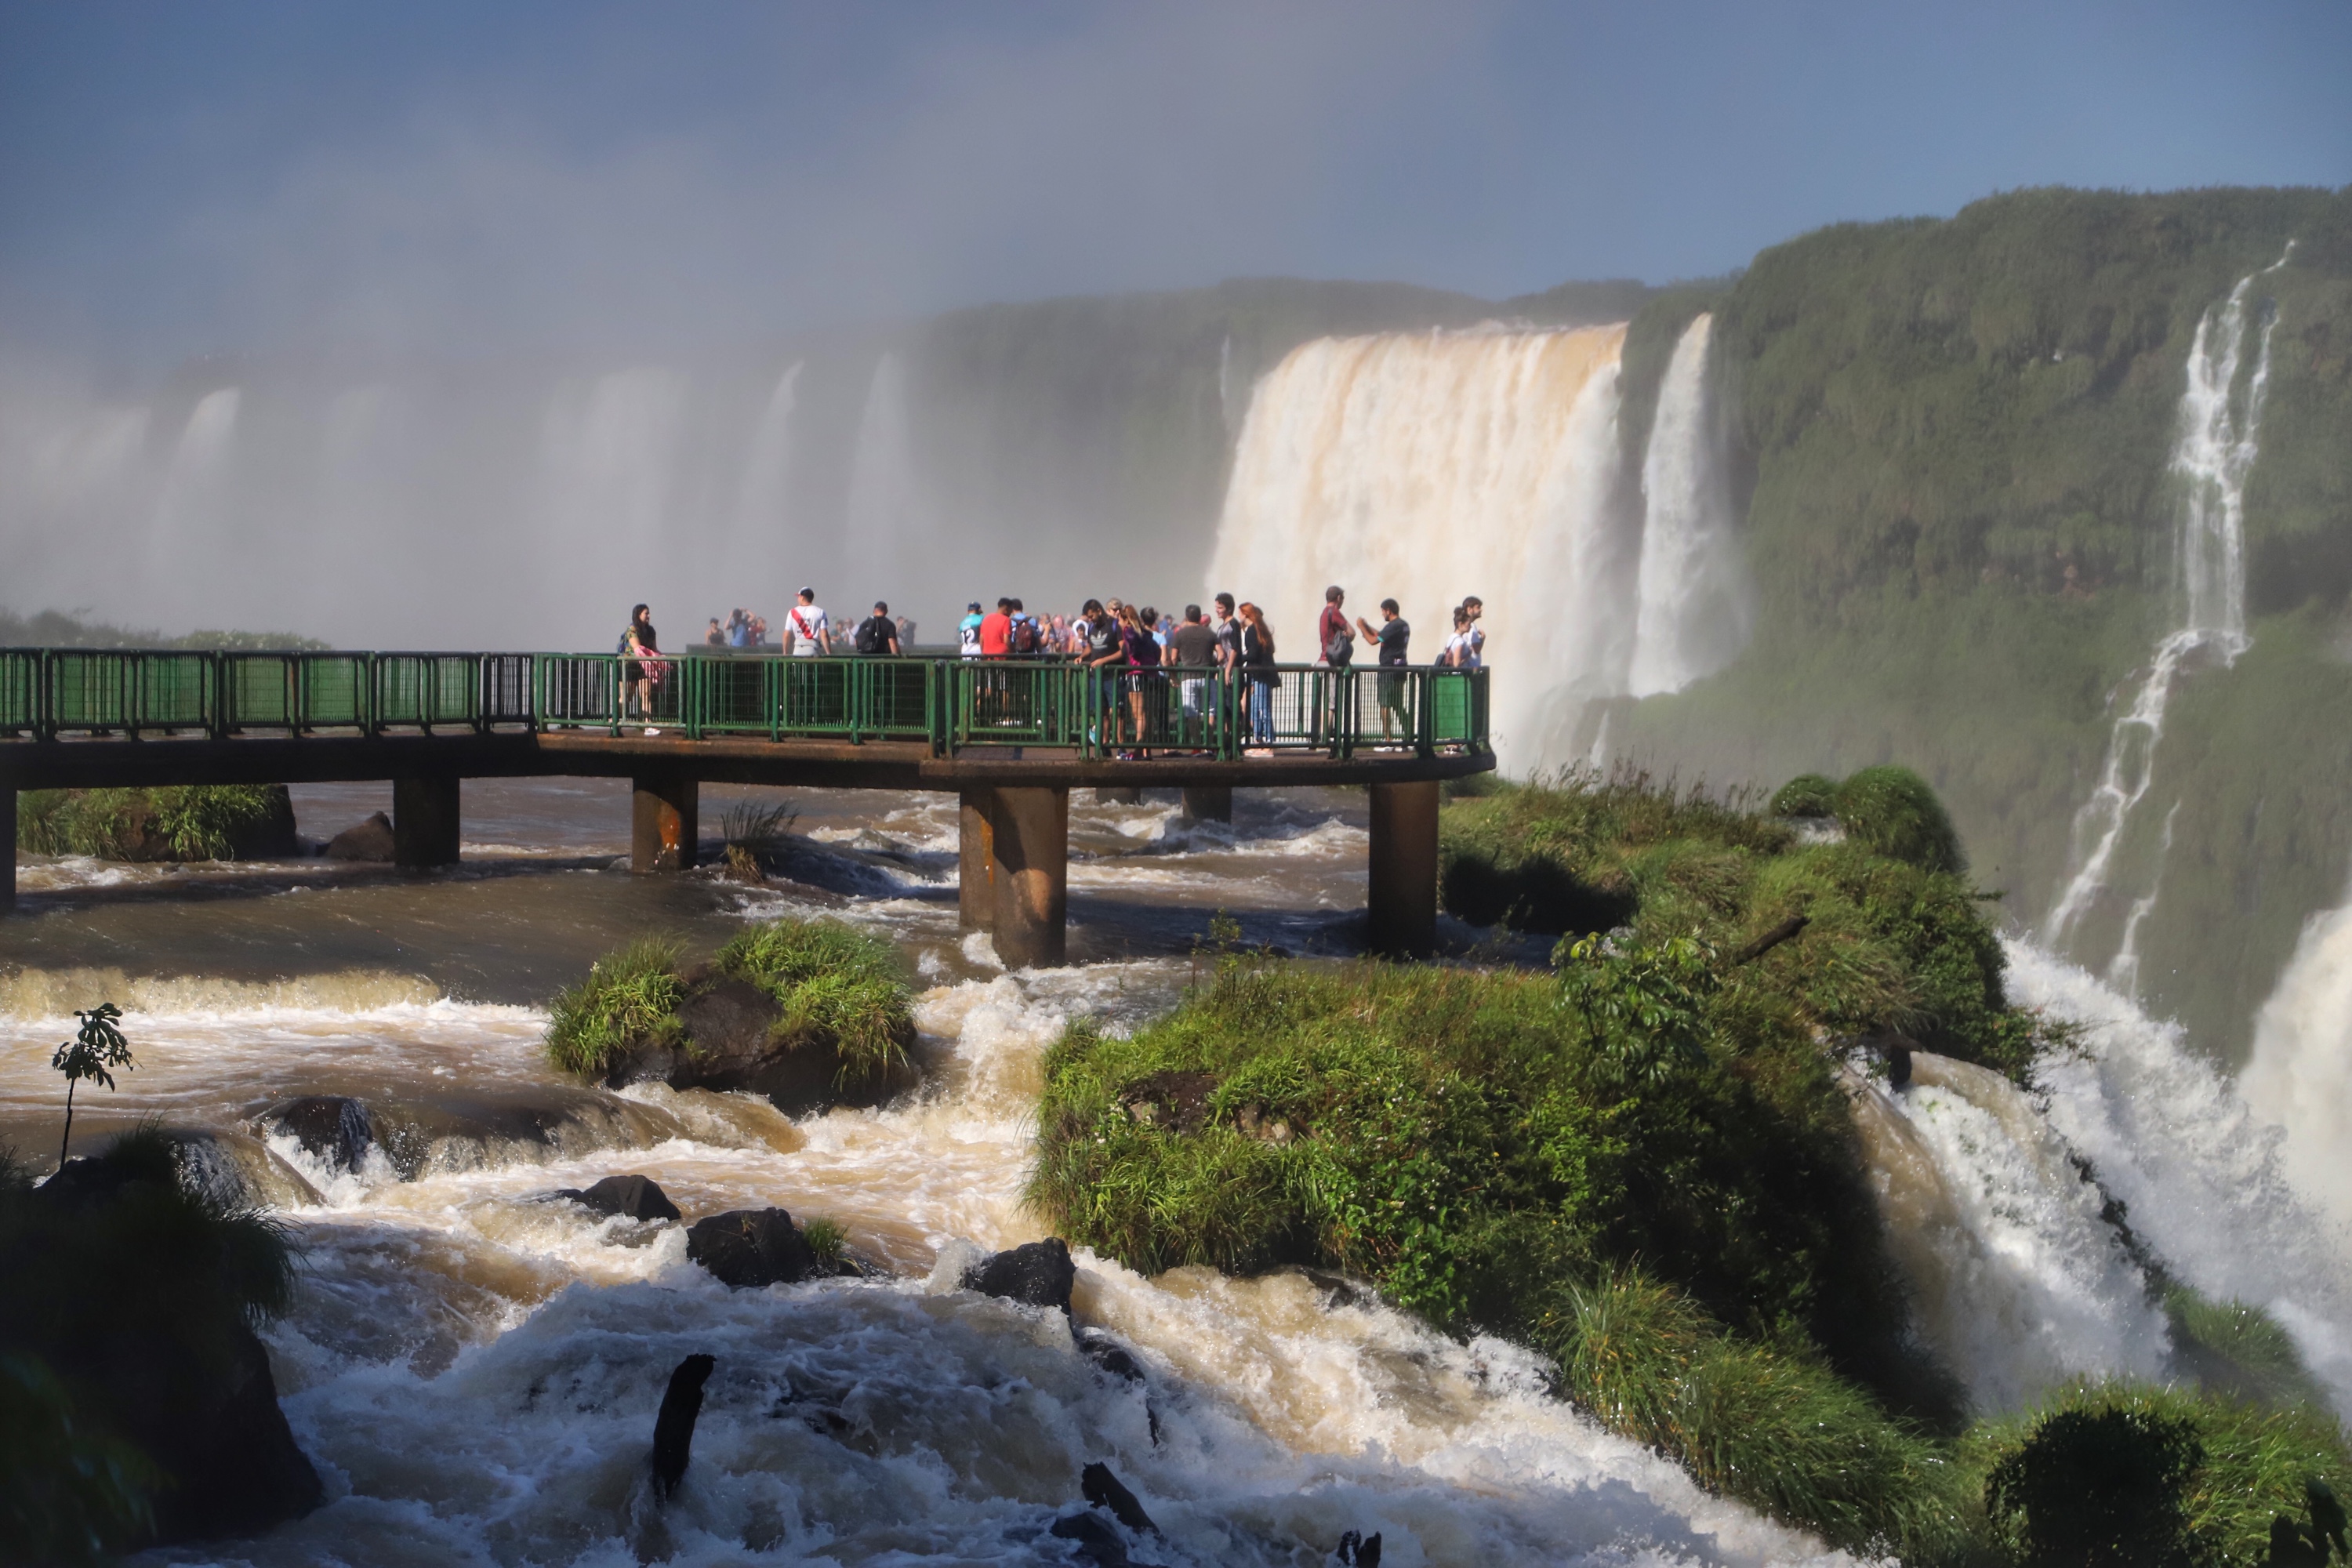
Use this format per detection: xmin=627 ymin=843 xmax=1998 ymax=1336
xmin=644 ymin=727 xmax=661 ymax=736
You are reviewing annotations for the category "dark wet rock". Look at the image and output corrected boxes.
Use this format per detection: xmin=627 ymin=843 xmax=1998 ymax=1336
xmin=45 ymin=1130 xmax=320 ymax=1211
xmin=651 ymin=1352 xmax=716 ymax=1501
xmin=361 ymin=1089 xmax=690 ymax=1180
xmin=325 ymin=811 xmax=397 ymax=862
xmin=1051 ymin=1508 xmax=1133 ymax=1566
xmin=687 ymin=1207 xmax=820 ymax=1288
xmin=597 ymin=972 xmax=918 ymax=1117
xmin=963 ymin=1237 xmax=1076 ymax=1314
xmin=262 ymin=1094 xmax=376 ymax=1173
xmin=1119 ymin=1069 xmax=1217 ymax=1134
xmin=1076 ymin=1327 xmax=1145 ymax=1384
xmin=1336 ymin=1528 xmax=1384 ymax=1566
xmin=558 ymin=1173 xmax=682 ymax=1223
xmin=1080 ymin=1462 xmax=1157 ymax=1534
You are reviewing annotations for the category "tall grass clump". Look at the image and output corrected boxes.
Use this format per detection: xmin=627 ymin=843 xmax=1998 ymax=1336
xmin=544 ymin=938 xmax=686 ymax=1076
xmin=1541 ymin=1265 xmax=1974 ymax=1559
xmin=17 ymin=785 xmax=292 ymax=862
xmin=714 ymin=919 xmax=914 ymax=1081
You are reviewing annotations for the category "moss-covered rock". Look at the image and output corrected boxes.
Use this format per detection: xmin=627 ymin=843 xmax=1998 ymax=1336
xmin=544 ymin=919 xmax=916 ymax=1113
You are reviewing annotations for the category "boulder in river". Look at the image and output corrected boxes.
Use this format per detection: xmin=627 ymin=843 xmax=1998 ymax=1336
xmin=260 ymin=1087 xmax=690 ymax=1181
xmin=687 ymin=1207 xmax=821 ymax=1288
xmin=962 ymin=1237 xmax=1076 ymax=1313
xmin=651 ymin=1352 xmax=716 ymax=1501
xmin=325 ymin=811 xmax=397 ymax=862
xmin=14 ymin=1127 xmax=322 ymax=1546
xmin=557 ymin=1173 xmax=682 ymax=1223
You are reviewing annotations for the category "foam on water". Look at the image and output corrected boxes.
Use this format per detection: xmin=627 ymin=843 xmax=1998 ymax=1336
xmin=116 ymin=953 xmax=1857 ymax=1566
xmin=2003 ymin=937 xmax=2352 ymax=1413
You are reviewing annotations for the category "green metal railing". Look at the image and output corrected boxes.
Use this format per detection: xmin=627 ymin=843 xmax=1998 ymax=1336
xmin=0 ymin=648 xmax=1488 ymax=760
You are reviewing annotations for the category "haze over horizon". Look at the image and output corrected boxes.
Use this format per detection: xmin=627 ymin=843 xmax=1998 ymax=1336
xmin=2 ymin=0 xmax=2345 ymax=373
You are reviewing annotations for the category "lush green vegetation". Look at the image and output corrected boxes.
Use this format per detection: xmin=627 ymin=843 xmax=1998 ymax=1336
xmin=16 ymin=784 xmax=298 ymax=862
xmin=0 ymin=1127 xmax=301 ymax=1559
xmin=1037 ymin=771 xmax=2352 ymax=1559
xmin=545 ymin=917 xmax=914 ymax=1086
xmin=1439 ymin=768 xmax=2029 ymax=1073
xmin=1608 ymin=186 xmax=2352 ymax=1058
xmin=543 ymin=938 xmax=689 ymax=1077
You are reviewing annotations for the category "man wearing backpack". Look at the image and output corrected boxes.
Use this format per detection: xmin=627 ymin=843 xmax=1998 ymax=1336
xmin=855 ymin=601 xmax=901 ymax=656
xmin=1010 ymin=599 xmax=1041 ymax=658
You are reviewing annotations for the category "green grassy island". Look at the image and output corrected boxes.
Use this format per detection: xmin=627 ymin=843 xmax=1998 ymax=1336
xmin=1031 ymin=770 xmax=2351 ymax=1563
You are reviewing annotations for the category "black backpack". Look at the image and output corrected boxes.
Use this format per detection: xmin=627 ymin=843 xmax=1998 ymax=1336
xmin=855 ymin=617 xmax=891 ymax=655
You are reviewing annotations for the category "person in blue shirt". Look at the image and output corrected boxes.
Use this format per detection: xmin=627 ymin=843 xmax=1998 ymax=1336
xmin=958 ymin=602 xmax=985 ymax=659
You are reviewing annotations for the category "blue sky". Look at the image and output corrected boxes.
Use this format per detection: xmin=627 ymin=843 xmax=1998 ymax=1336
xmin=2 ymin=1 xmax=2346 ymax=366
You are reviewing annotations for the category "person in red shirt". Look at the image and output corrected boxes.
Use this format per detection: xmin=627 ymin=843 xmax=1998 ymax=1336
xmin=979 ymin=598 xmax=1014 ymax=657
xmin=1315 ymin=585 xmax=1353 ymax=746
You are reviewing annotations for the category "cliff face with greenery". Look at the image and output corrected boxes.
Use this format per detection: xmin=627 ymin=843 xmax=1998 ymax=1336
xmin=1037 ymin=775 xmax=2350 ymax=1562
xmin=1610 ymin=186 xmax=2352 ymax=1057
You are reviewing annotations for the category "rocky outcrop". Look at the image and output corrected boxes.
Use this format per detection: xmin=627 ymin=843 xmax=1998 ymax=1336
xmin=259 ymin=1088 xmax=690 ymax=1181
xmin=597 ymin=969 xmax=919 ymax=1116
xmin=18 ymin=1139 xmax=321 ymax=1546
xmin=962 ymin=1237 xmax=1076 ymax=1314
xmin=557 ymin=1173 xmax=681 ymax=1223
xmin=687 ymin=1207 xmax=821 ymax=1288
xmin=325 ymin=811 xmax=396 ymax=862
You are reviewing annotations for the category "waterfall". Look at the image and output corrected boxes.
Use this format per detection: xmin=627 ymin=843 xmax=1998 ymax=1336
xmin=146 ymin=387 xmax=241 ymax=608
xmin=535 ymin=368 xmax=690 ymax=630
xmin=1846 ymin=1052 xmax=2169 ymax=1413
xmin=1628 ymin=314 xmax=1748 ymax=697
xmin=1844 ymin=938 xmax=2352 ymax=1417
xmin=2008 ymin=938 xmax=2352 ymax=1414
xmin=845 ymin=351 xmax=920 ymax=597
xmin=2245 ymin=889 xmax=2352 ymax=1237
xmin=2043 ymin=251 xmax=2290 ymax=967
xmin=731 ymin=361 xmax=802 ymax=575
xmin=1207 ymin=325 xmax=1634 ymax=777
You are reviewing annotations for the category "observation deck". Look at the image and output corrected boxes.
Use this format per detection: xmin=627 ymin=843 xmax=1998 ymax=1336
xmin=0 ymin=648 xmax=1493 ymax=962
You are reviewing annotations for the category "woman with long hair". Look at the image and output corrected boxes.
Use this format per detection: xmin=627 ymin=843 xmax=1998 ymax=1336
xmin=1117 ymin=601 xmax=1159 ymax=756
xmin=1238 ymin=601 xmax=1278 ymax=749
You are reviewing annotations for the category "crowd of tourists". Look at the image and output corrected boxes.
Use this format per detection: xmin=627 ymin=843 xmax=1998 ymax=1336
xmin=619 ymin=586 xmax=1484 ymax=750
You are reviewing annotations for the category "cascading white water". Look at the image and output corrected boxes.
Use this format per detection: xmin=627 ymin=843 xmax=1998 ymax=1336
xmin=1846 ymin=1052 xmax=2170 ymax=1413
xmin=845 ymin=351 xmax=920 ymax=595
xmin=2043 ymin=251 xmax=2290 ymax=967
xmin=2007 ymin=938 xmax=2352 ymax=1414
xmin=536 ymin=368 xmax=691 ymax=629
xmin=731 ymin=361 xmax=803 ymax=572
xmin=145 ymin=387 xmax=241 ymax=600
xmin=2244 ymin=891 xmax=2352 ymax=1238
xmin=1206 ymin=326 xmax=1634 ymax=777
xmin=1628 ymin=315 xmax=1748 ymax=698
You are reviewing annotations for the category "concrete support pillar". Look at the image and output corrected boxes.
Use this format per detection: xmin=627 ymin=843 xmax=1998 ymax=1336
xmin=958 ymin=788 xmax=996 ymax=929
xmin=1367 ymin=779 xmax=1440 ymax=959
xmin=393 ymin=775 xmax=462 ymax=869
xmin=1180 ymin=786 xmax=1232 ymax=824
xmin=631 ymin=775 xmax=699 ymax=873
xmin=1093 ymin=786 xmax=1143 ymax=806
xmin=989 ymin=786 xmax=1068 ymax=968
xmin=2 ymin=786 xmax=16 ymax=915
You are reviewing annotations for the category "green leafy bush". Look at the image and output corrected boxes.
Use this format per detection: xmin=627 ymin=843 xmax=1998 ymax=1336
xmin=1834 ymin=765 xmax=1968 ymax=876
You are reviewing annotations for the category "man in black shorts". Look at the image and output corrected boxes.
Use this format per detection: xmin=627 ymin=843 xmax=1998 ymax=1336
xmin=1354 ymin=597 xmax=1410 ymax=743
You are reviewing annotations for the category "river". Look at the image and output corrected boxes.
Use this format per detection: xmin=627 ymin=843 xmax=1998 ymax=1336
xmin=2 ymin=780 xmax=1850 ymax=1567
